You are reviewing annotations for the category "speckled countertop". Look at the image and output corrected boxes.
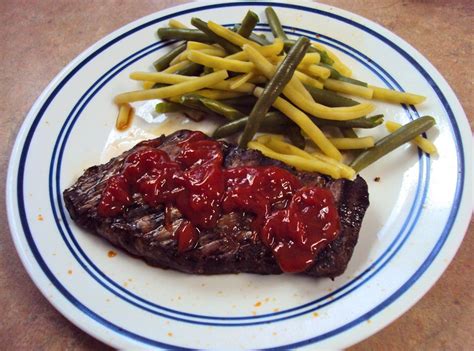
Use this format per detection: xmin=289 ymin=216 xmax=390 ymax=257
xmin=1 ymin=0 xmax=472 ymax=349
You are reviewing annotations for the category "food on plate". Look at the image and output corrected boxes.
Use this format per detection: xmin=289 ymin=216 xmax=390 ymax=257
xmin=64 ymin=8 xmax=438 ymax=278
xmin=115 ymin=103 xmax=134 ymax=131
xmin=385 ymin=120 xmax=437 ymax=155
xmin=351 ymin=116 xmax=436 ymax=171
xmin=63 ymin=130 xmax=369 ymax=276
xmin=112 ymin=7 xmax=437 ymax=180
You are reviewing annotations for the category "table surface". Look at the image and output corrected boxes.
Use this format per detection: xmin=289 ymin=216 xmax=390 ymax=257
xmin=1 ymin=0 xmax=472 ymax=349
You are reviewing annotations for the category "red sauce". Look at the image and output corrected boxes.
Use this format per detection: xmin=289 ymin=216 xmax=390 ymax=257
xmin=176 ymin=221 xmax=199 ymax=253
xmin=98 ymin=131 xmax=340 ymax=272
xmin=222 ymin=166 xmax=301 ymax=230
xmin=97 ymin=175 xmax=131 ymax=217
xmin=261 ymin=187 xmax=340 ymax=273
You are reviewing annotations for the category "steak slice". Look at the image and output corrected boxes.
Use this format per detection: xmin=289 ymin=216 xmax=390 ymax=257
xmin=63 ymin=130 xmax=369 ymax=278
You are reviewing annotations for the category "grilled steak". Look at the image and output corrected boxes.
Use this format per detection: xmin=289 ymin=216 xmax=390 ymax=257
xmin=63 ymin=130 xmax=369 ymax=278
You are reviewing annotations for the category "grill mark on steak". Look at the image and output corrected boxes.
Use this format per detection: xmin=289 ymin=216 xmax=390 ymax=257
xmin=63 ymin=130 xmax=369 ymax=278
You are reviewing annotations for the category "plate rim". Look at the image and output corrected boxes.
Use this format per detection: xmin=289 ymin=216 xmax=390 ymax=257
xmin=6 ymin=0 xmax=472 ymax=349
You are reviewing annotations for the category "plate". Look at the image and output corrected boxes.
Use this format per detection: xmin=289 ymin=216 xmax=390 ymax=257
xmin=6 ymin=1 xmax=472 ymax=349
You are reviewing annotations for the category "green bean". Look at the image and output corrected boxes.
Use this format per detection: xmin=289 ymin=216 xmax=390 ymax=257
xmin=258 ymin=111 xmax=289 ymax=126
xmin=153 ymin=43 xmax=186 ymax=71
xmin=320 ymin=63 xmax=368 ymax=87
xmin=288 ymin=126 xmax=306 ymax=149
xmin=304 ymin=84 xmax=359 ymax=107
xmin=341 ymin=128 xmax=358 ymax=138
xmin=191 ymin=18 xmax=240 ymax=54
xmin=212 ymin=111 xmax=289 ymax=139
xmin=265 ymin=7 xmax=288 ymax=40
xmin=338 ymin=76 xmax=368 ymax=87
xmin=249 ymin=32 xmax=271 ymax=45
xmin=155 ymin=102 xmax=186 ymax=113
xmin=156 ymin=101 xmax=208 ymax=121
xmin=239 ymin=36 xmax=311 ymax=147
xmin=318 ymin=50 xmax=334 ymax=66
xmin=221 ymin=95 xmax=258 ymax=108
xmin=311 ymin=115 xmax=384 ymax=129
xmin=228 ymin=104 xmax=253 ymax=115
xmin=175 ymin=62 xmax=203 ymax=76
xmin=219 ymin=96 xmax=258 ymax=115
xmin=212 ymin=120 xmax=243 ymax=139
xmin=157 ymin=28 xmax=211 ymax=43
xmin=201 ymin=66 xmax=214 ymax=75
xmin=179 ymin=94 xmax=245 ymax=121
xmin=151 ymin=82 xmax=168 ymax=89
xmin=231 ymin=24 xmax=270 ymax=45
xmin=178 ymin=96 xmax=218 ymax=114
xmin=283 ymin=39 xmax=334 ymax=65
xmin=237 ymin=11 xmax=260 ymax=38
xmin=350 ymin=116 xmax=436 ymax=172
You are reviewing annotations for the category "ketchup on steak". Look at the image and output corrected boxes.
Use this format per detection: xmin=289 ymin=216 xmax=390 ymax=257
xmin=98 ymin=131 xmax=340 ymax=273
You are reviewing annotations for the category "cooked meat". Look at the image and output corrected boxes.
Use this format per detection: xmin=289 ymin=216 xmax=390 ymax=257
xmin=63 ymin=130 xmax=369 ymax=278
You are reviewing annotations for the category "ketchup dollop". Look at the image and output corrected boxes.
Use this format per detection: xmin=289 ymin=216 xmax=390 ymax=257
xmin=98 ymin=131 xmax=340 ymax=273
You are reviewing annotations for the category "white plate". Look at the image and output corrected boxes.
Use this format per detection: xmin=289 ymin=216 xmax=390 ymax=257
xmin=6 ymin=1 xmax=472 ymax=349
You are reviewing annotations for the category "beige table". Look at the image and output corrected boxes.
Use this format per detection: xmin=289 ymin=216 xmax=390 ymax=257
xmin=1 ymin=1 xmax=472 ymax=349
